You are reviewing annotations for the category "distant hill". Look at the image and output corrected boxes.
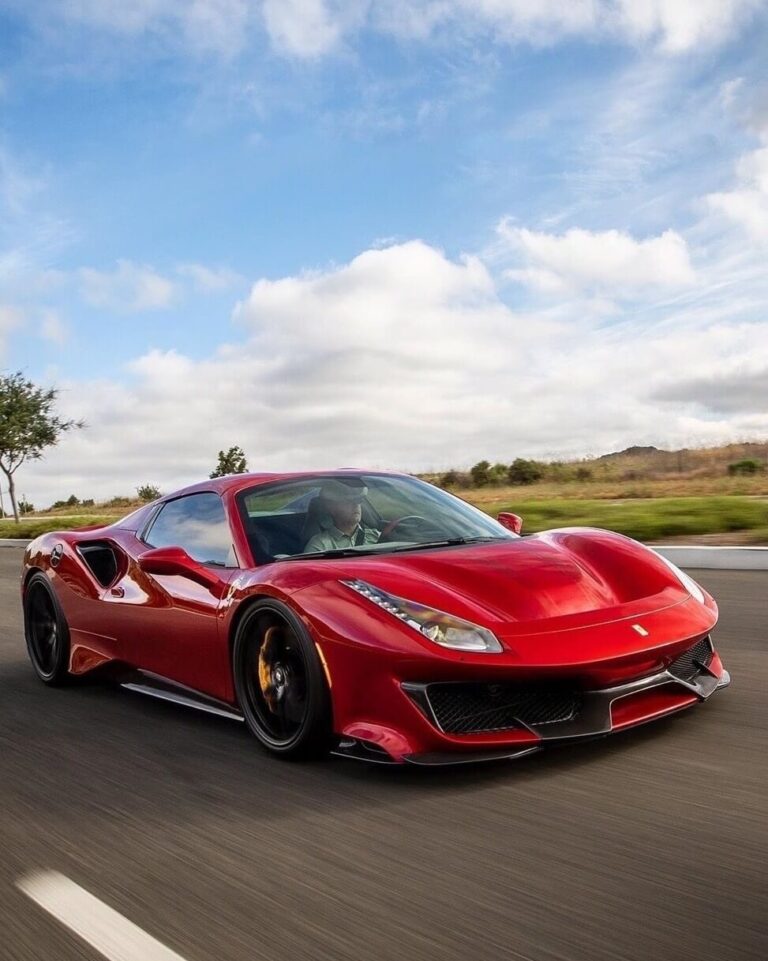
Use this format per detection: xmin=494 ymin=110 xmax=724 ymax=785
xmin=598 ymin=446 xmax=664 ymax=460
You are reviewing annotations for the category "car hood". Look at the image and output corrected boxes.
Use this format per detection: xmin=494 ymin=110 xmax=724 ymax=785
xmin=284 ymin=528 xmax=696 ymax=633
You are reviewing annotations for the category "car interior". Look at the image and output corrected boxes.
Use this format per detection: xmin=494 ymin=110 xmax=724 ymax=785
xmin=245 ymin=493 xmax=382 ymax=562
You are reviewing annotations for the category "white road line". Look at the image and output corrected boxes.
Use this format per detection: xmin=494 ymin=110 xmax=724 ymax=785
xmin=16 ymin=871 xmax=190 ymax=961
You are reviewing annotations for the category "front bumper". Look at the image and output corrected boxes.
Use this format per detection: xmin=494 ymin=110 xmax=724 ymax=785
xmin=333 ymin=636 xmax=730 ymax=765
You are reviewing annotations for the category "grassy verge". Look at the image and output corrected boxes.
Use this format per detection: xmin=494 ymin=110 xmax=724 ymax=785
xmin=475 ymin=495 xmax=768 ymax=542
xmin=0 ymin=515 xmax=114 ymax=539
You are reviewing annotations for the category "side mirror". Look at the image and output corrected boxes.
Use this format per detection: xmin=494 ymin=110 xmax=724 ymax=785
xmin=138 ymin=546 xmax=227 ymax=596
xmin=497 ymin=512 xmax=523 ymax=535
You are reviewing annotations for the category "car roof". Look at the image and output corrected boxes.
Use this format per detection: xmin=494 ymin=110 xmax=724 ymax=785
xmin=170 ymin=468 xmax=409 ymax=499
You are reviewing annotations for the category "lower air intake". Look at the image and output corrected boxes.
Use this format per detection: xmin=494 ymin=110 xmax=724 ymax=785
xmin=424 ymin=682 xmax=582 ymax=735
xmin=667 ymin=636 xmax=712 ymax=683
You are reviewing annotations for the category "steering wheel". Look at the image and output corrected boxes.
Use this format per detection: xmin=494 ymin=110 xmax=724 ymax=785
xmin=378 ymin=515 xmax=437 ymax=543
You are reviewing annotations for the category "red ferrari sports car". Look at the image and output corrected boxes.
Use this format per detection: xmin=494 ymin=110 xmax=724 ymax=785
xmin=21 ymin=470 xmax=729 ymax=764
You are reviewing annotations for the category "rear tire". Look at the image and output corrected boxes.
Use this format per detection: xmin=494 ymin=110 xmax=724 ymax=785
xmin=232 ymin=599 xmax=334 ymax=760
xmin=23 ymin=572 xmax=72 ymax=686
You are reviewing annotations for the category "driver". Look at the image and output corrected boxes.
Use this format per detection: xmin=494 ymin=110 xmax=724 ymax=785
xmin=303 ymin=480 xmax=380 ymax=553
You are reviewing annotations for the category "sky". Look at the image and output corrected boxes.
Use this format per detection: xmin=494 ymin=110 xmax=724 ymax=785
xmin=1 ymin=0 xmax=768 ymax=506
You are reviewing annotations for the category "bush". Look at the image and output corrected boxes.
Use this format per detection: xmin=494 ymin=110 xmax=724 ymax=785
xmin=137 ymin=484 xmax=161 ymax=502
xmin=489 ymin=463 xmax=508 ymax=485
xmin=107 ymin=496 xmax=132 ymax=508
xmin=81 ymin=498 xmax=94 ymax=507
xmin=575 ymin=467 xmax=593 ymax=481
xmin=19 ymin=500 xmax=34 ymax=515
xmin=470 ymin=460 xmax=491 ymax=487
xmin=439 ymin=470 xmax=459 ymax=488
xmin=507 ymin=458 xmax=544 ymax=485
xmin=728 ymin=459 xmax=764 ymax=476
xmin=47 ymin=495 xmax=77 ymax=508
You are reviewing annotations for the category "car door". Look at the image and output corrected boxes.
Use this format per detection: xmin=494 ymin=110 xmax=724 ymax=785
xmin=106 ymin=491 xmax=239 ymax=701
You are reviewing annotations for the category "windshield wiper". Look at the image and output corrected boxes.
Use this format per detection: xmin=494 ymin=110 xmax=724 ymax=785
xmin=390 ymin=536 xmax=507 ymax=553
xmin=281 ymin=547 xmax=384 ymax=561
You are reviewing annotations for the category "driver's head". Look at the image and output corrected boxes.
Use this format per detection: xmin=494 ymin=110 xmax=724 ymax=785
xmin=320 ymin=480 xmax=367 ymax=533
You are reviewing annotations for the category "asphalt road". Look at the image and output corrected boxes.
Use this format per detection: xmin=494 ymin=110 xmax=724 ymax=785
xmin=0 ymin=545 xmax=765 ymax=961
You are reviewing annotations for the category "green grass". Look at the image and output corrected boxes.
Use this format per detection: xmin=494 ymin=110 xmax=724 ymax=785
xmin=0 ymin=515 xmax=114 ymax=539
xmin=479 ymin=495 xmax=768 ymax=541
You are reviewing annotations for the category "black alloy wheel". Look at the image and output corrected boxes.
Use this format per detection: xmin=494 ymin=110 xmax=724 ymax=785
xmin=232 ymin=599 xmax=334 ymax=759
xmin=24 ymin=572 xmax=72 ymax=685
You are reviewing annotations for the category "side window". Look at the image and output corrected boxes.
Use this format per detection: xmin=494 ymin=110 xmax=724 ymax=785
xmin=146 ymin=493 xmax=236 ymax=567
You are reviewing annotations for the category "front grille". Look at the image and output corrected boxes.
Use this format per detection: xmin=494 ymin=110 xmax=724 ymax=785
xmin=667 ymin=636 xmax=712 ymax=682
xmin=424 ymin=682 xmax=582 ymax=735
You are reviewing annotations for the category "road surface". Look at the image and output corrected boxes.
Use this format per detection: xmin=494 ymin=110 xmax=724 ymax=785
xmin=0 ymin=546 xmax=764 ymax=961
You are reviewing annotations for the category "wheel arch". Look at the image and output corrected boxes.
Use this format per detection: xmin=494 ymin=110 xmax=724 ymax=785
xmin=227 ymin=592 xmax=272 ymax=662
xmin=22 ymin=565 xmax=47 ymax=593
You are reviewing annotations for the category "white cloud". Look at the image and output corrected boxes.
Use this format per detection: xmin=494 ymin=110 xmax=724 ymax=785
xmin=375 ymin=0 xmax=760 ymax=53
xmin=13 ymin=0 xmax=763 ymax=59
xmin=17 ymin=239 xmax=768 ymax=506
xmin=234 ymin=240 xmax=504 ymax=364
xmin=261 ymin=0 xmax=361 ymax=57
xmin=79 ymin=260 xmax=177 ymax=312
xmin=610 ymin=0 xmax=762 ymax=53
xmin=176 ymin=263 xmax=245 ymax=292
xmin=498 ymin=224 xmax=696 ymax=298
xmin=376 ymin=0 xmax=596 ymax=46
xmin=40 ymin=309 xmax=68 ymax=345
xmin=707 ymin=145 xmax=768 ymax=241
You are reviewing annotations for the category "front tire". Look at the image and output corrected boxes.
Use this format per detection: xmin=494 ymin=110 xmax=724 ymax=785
xmin=232 ymin=599 xmax=334 ymax=759
xmin=24 ymin=572 xmax=72 ymax=685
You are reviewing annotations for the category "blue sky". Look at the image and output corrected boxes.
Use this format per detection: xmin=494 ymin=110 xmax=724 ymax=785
xmin=1 ymin=1 xmax=768 ymax=504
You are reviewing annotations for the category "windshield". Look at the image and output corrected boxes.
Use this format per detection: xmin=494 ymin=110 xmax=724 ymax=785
xmin=237 ymin=473 xmax=515 ymax=562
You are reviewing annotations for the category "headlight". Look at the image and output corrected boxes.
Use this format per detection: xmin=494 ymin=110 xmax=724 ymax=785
xmin=656 ymin=553 xmax=705 ymax=604
xmin=342 ymin=578 xmax=503 ymax=653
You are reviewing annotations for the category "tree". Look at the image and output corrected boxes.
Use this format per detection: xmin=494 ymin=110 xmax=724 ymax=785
xmin=137 ymin=484 xmax=161 ymax=502
xmin=489 ymin=462 xmax=508 ymax=485
xmin=210 ymin=446 xmax=248 ymax=478
xmin=470 ymin=460 xmax=491 ymax=487
xmin=0 ymin=372 xmax=83 ymax=522
xmin=507 ymin=458 xmax=544 ymax=485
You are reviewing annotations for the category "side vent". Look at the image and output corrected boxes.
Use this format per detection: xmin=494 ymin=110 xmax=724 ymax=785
xmin=76 ymin=541 xmax=123 ymax=588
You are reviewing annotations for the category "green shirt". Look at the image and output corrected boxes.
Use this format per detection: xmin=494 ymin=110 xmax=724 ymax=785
xmin=304 ymin=520 xmax=380 ymax=554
